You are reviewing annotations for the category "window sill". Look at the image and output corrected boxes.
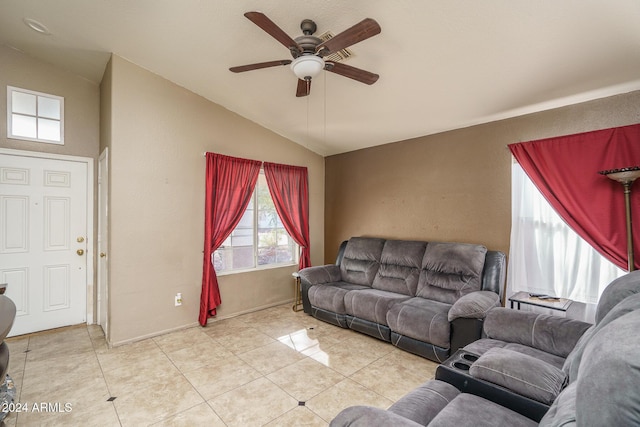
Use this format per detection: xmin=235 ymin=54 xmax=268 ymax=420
xmin=215 ymin=262 xmax=298 ymax=276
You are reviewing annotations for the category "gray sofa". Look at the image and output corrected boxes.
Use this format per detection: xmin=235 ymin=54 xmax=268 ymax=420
xmin=298 ymin=237 xmax=506 ymax=362
xmin=331 ymin=270 xmax=640 ymax=426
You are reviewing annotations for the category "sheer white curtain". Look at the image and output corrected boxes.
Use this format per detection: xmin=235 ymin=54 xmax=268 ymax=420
xmin=507 ymin=161 xmax=625 ymax=304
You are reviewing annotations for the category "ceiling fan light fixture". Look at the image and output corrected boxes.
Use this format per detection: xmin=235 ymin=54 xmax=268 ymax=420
xmin=291 ymin=55 xmax=324 ymax=80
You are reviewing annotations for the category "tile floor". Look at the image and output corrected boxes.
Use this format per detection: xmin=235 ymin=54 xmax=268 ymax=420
xmin=3 ymin=304 xmax=438 ymax=426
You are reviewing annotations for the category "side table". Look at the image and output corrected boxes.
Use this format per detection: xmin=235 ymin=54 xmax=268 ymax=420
xmin=292 ymin=272 xmax=303 ymax=312
xmin=508 ymin=291 xmax=572 ymax=312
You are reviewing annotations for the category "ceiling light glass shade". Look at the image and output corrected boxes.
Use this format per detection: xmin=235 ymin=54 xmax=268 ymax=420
xmin=291 ymin=55 xmax=325 ymax=80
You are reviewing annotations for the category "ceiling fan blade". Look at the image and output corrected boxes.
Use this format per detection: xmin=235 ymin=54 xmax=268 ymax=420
xmin=244 ymin=12 xmax=302 ymax=54
xmin=296 ymin=79 xmax=311 ymax=97
xmin=325 ymin=62 xmax=379 ymax=85
xmin=316 ymin=18 xmax=381 ymax=57
xmin=229 ymin=60 xmax=292 ymax=73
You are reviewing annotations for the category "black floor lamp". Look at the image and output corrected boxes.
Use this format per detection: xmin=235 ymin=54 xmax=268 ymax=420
xmin=599 ymin=166 xmax=640 ymax=271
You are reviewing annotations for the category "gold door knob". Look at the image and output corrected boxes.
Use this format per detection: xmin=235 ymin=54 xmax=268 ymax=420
xmin=77 ymin=236 xmax=85 ymax=243
xmin=100 ymin=252 xmax=106 ymax=258
xmin=77 ymin=249 xmax=84 ymax=256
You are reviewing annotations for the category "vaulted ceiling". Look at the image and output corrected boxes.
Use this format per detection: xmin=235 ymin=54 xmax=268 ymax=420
xmin=2 ymin=1 xmax=639 ymax=156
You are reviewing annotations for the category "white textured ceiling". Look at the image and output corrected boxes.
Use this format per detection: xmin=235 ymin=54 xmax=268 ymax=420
xmin=1 ymin=0 xmax=639 ymax=156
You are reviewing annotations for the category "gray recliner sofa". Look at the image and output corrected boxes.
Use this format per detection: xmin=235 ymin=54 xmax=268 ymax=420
xmin=298 ymin=237 xmax=506 ymax=362
xmin=331 ymin=270 xmax=640 ymax=426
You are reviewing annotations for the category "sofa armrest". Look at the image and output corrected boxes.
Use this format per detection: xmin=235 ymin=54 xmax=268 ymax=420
xmin=469 ymin=347 xmax=567 ymax=405
xmin=482 ymin=251 xmax=506 ymax=296
xmin=298 ymin=264 xmax=342 ymax=286
xmin=449 ymin=291 xmax=501 ymax=322
xmin=484 ymin=308 xmax=591 ymax=358
xmin=330 ymin=406 xmax=423 ymax=427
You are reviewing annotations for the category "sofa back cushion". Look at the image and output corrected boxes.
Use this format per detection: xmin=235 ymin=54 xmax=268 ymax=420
xmin=542 ymin=309 xmax=640 ymax=426
xmin=372 ymin=240 xmax=427 ymax=295
xmin=594 ymin=269 xmax=640 ymax=323
xmin=416 ymin=242 xmax=487 ymax=304
xmin=339 ymin=237 xmax=385 ymax=286
xmin=563 ymin=291 xmax=640 ymax=382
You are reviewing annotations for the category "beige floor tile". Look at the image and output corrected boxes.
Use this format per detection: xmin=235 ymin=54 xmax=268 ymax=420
xmin=307 ymin=342 xmax=381 ymax=376
xmin=24 ymin=326 xmax=94 ymax=362
xmin=9 ymin=303 xmax=443 ymax=426
xmin=20 ymin=371 xmax=111 ymax=407
xmin=214 ymin=327 xmax=276 ymax=354
xmin=165 ymin=338 xmax=234 ymax=373
xmin=103 ymin=352 xmax=181 ymax=396
xmin=253 ymin=318 xmax=310 ymax=340
xmin=349 ymin=349 xmax=437 ymax=401
xmin=238 ymin=340 xmax=306 ymax=375
xmin=113 ymin=375 xmax=204 ymax=427
xmin=153 ymin=326 xmax=211 ymax=354
xmin=21 ymin=351 xmax=103 ymax=393
xmin=151 ymin=402 xmax=226 ymax=426
xmin=95 ymin=338 xmax=162 ymax=371
xmin=202 ymin=317 xmax=253 ymax=340
xmin=267 ymin=357 xmax=346 ymax=402
xmin=5 ymin=336 xmax=29 ymax=354
xmin=306 ymin=378 xmax=393 ymax=423
xmin=14 ymin=400 xmax=119 ymax=427
xmin=86 ymin=324 xmax=105 ymax=340
xmin=344 ymin=332 xmax=396 ymax=359
xmin=265 ymin=405 xmax=329 ymax=426
xmin=182 ymin=355 xmax=262 ymax=400
xmin=208 ymin=377 xmax=298 ymax=427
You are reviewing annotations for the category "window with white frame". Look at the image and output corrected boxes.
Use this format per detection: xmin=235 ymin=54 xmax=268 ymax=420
xmin=7 ymin=86 xmax=64 ymax=144
xmin=213 ymin=171 xmax=298 ymax=273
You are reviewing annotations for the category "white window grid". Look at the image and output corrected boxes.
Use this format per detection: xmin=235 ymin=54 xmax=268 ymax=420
xmin=7 ymin=86 xmax=64 ymax=145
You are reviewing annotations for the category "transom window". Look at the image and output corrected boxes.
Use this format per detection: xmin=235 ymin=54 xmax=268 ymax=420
xmin=213 ymin=171 xmax=298 ymax=273
xmin=7 ymin=86 xmax=64 ymax=144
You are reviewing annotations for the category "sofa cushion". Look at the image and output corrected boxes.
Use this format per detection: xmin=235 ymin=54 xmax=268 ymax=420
xmin=386 ymin=297 xmax=452 ymax=349
xmin=344 ymin=289 xmax=411 ymax=325
xmin=388 ymin=380 xmax=460 ymax=425
xmin=339 ymin=237 xmax=385 ymax=286
xmin=330 ymin=406 xmax=423 ymax=427
xmin=594 ymin=269 xmax=640 ymax=323
xmin=308 ymin=282 xmax=369 ymax=314
xmin=539 ymin=382 xmax=578 ymax=427
xmin=448 ymin=290 xmax=501 ymax=321
xmin=482 ymin=308 xmax=590 ymax=359
xmin=428 ymin=393 xmax=538 ymax=427
xmin=464 ymin=339 xmax=567 ymax=370
xmin=469 ymin=347 xmax=567 ymax=404
xmin=416 ymin=242 xmax=487 ymax=304
xmin=574 ymin=309 xmax=640 ymax=426
xmin=563 ymin=292 xmax=640 ymax=381
xmin=371 ymin=240 xmax=426 ymax=296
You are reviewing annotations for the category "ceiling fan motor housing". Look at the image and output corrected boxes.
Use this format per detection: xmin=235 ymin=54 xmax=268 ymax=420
xmin=293 ymin=19 xmax=321 ymax=58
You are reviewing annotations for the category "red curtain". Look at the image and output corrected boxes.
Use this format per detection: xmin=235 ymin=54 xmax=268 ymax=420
xmin=199 ymin=153 xmax=262 ymax=325
xmin=508 ymin=123 xmax=640 ymax=271
xmin=263 ymin=162 xmax=311 ymax=269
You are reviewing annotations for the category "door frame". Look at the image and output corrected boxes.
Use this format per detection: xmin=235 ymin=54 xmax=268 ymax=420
xmin=97 ymin=147 xmax=109 ymax=338
xmin=0 ymin=147 xmax=94 ymax=326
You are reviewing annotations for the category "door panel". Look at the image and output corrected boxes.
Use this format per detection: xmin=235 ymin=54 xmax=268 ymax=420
xmin=0 ymin=153 xmax=88 ymax=336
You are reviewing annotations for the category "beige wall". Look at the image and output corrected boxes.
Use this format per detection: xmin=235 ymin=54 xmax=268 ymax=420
xmin=0 ymin=44 xmax=101 ymax=322
xmin=0 ymin=45 xmax=100 ymax=159
xmin=104 ymin=56 xmax=324 ymax=345
xmin=324 ymin=90 xmax=640 ymax=262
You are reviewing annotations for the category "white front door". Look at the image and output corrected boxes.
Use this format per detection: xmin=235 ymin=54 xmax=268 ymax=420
xmin=0 ymin=151 xmax=89 ymax=336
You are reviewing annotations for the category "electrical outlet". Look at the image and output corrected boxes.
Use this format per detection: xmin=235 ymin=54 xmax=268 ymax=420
xmin=175 ymin=293 xmax=182 ymax=306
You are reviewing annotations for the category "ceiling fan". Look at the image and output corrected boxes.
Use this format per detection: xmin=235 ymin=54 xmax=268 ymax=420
xmin=229 ymin=11 xmax=381 ymax=97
